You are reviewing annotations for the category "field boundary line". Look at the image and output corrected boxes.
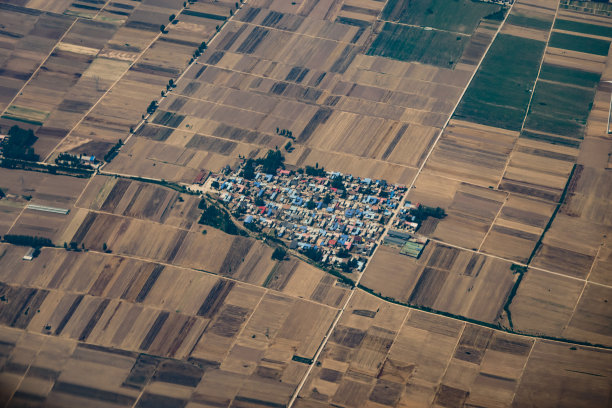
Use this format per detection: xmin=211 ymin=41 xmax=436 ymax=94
xmin=433 ymin=322 xmax=467 ymax=401
xmin=477 ymin=193 xmax=509 ymax=252
xmin=509 ymin=338 xmax=536 ymax=406
xmin=5 ymin=204 xmax=28 ymax=235
xmin=495 ymin=1 xmax=562 ymax=190
xmin=4 ymin=335 xmax=49 ymax=408
xmin=376 ymin=19 xmax=472 ymax=37
xmin=37 ymin=245 xmax=340 ymax=311
xmin=0 ymin=0 xmax=112 ymax=121
xmin=563 ymin=280 xmax=587 ymax=334
xmin=561 ymin=242 xmax=605 ymax=332
xmin=226 ymin=19 xmax=359 ymax=45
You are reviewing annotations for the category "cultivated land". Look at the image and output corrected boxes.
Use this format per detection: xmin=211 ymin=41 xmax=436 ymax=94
xmin=0 ymin=0 xmax=611 ymax=406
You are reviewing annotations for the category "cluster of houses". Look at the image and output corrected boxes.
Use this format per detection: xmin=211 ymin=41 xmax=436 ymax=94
xmin=207 ymin=165 xmax=408 ymax=271
xmin=391 ymin=202 xmax=422 ymax=232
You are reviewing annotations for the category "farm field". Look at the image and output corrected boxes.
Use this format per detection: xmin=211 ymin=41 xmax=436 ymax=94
xmin=454 ymin=34 xmax=547 ymax=131
xmin=367 ymin=23 xmax=470 ymax=68
xmin=105 ymin=0 xmax=507 ymax=184
xmin=296 ymin=290 xmax=612 ymax=408
xmin=360 ymin=242 xmax=518 ymax=324
xmin=380 ymin=0 xmax=503 ymax=34
xmin=0 ymin=1 xmax=235 ymax=161
xmin=1 ymin=0 xmax=612 ymax=405
xmin=0 ymin=244 xmax=342 ymax=407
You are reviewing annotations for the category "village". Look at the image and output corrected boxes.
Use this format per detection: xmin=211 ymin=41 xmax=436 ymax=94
xmin=205 ymin=160 xmax=439 ymax=272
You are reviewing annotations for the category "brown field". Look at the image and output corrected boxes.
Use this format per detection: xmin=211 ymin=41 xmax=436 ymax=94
xmin=407 ymin=174 xmax=507 ymax=250
xmin=513 ymin=340 xmax=612 ymax=407
xmin=422 ymin=120 xmax=519 ymax=188
xmin=0 ymin=169 xmax=89 ymax=240
xmin=298 ymin=290 xmax=612 ymax=408
xmin=563 ymin=283 xmax=612 ymax=347
xmin=361 ymin=242 xmax=517 ymax=324
xmin=507 ymin=268 xmax=584 ymax=338
xmin=532 ymin=165 xmax=612 ymax=279
xmin=480 ymin=194 xmax=556 ymax=262
xmin=0 ymin=0 xmax=611 ymax=406
xmin=0 ymin=242 xmax=340 ymax=407
xmin=0 ymin=1 xmax=234 ymax=162
xmin=75 ymin=175 xmax=201 ymax=229
xmin=104 ymin=0 xmax=496 ymax=184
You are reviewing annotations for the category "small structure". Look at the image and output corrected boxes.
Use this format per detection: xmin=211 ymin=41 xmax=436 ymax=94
xmin=22 ymin=247 xmax=35 ymax=261
xmin=26 ymin=204 xmax=70 ymax=215
xmin=193 ymin=170 xmax=208 ymax=185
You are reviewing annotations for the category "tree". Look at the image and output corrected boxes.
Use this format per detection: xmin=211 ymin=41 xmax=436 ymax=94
xmin=284 ymin=141 xmax=292 ymax=151
xmin=3 ymin=235 xmax=53 ymax=248
xmin=160 ymin=24 xmax=166 ymax=33
xmin=331 ymin=176 xmax=344 ymax=190
xmin=2 ymin=126 xmax=39 ymax=161
xmin=102 ymin=242 xmax=107 ymax=252
xmin=0 ymin=188 xmax=4 ymax=199
xmin=169 ymin=14 xmax=176 ymax=21
xmin=323 ymin=193 xmax=332 ymax=205
xmin=147 ymin=101 xmax=158 ymax=114
xmin=336 ymin=248 xmax=350 ymax=258
xmin=241 ymin=158 xmax=256 ymax=180
xmin=64 ymin=242 xmax=68 ymax=250
xmin=257 ymin=149 xmax=284 ymax=174
xmin=271 ymin=247 xmax=286 ymax=261
xmin=306 ymin=200 xmax=316 ymax=210
xmin=303 ymin=247 xmax=323 ymax=262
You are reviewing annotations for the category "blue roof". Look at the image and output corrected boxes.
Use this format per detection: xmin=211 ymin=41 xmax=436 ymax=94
xmin=244 ymin=215 xmax=254 ymax=223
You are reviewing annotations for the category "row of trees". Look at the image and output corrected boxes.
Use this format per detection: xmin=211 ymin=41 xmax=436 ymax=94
xmin=103 ymin=139 xmax=123 ymax=163
xmin=3 ymin=235 xmax=53 ymax=248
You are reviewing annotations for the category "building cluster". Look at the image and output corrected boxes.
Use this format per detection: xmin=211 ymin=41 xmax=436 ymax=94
xmin=207 ymin=165 xmax=408 ymax=271
xmin=391 ymin=201 xmax=422 ymax=232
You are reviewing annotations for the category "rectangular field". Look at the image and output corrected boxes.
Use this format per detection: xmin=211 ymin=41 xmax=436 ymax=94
xmin=454 ymin=34 xmax=546 ymax=130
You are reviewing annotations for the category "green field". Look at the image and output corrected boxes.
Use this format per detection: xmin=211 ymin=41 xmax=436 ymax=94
xmin=381 ymin=0 xmax=503 ymax=34
xmin=549 ymin=32 xmax=610 ymax=55
xmin=454 ymin=34 xmax=546 ymax=130
xmin=524 ymin=81 xmax=596 ymax=138
xmin=554 ymin=19 xmax=612 ymax=38
xmin=539 ymin=63 xmax=601 ymax=88
xmin=506 ymin=12 xmax=553 ymax=31
xmin=367 ymin=23 xmax=469 ymax=67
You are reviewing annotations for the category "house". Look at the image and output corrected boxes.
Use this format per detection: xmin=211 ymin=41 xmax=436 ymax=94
xmin=22 ymin=247 xmax=35 ymax=261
